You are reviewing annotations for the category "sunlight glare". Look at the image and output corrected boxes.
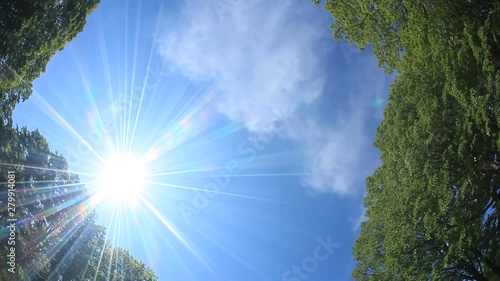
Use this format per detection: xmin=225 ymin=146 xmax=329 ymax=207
xmin=97 ymin=154 xmax=147 ymax=205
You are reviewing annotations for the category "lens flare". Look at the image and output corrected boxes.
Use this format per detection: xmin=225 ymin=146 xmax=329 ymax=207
xmin=96 ymin=154 xmax=147 ymax=205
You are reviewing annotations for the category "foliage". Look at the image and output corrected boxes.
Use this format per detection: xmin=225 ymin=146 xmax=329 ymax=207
xmin=0 ymin=1 xmax=158 ymax=280
xmin=314 ymin=0 xmax=500 ymax=279
xmin=315 ymin=0 xmax=500 ymax=73
xmin=0 ymin=0 xmax=100 ymax=124
xmin=0 ymin=124 xmax=158 ymax=280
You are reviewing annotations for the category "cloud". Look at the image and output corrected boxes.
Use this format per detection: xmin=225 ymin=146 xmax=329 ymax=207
xmin=283 ymin=86 xmax=375 ymax=195
xmin=302 ymin=119 xmax=366 ymax=195
xmin=158 ymin=0 xmax=328 ymax=132
xmin=157 ymin=0 xmax=386 ymax=194
xmin=351 ymin=206 xmax=368 ymax=232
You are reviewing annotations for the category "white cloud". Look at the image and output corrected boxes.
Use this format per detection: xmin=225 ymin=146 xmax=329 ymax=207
xmin=282 ymin=90 xmax=371 ymax=195
xmin=157 ymin=0 xmax=385 ymax=194
xmin=304 ymin=122 xmax=366 ymax=195
xmin=158 ymin=0 xmax=327 ymax=132
xmin=351 ymin=205 xmax=368 ymax=232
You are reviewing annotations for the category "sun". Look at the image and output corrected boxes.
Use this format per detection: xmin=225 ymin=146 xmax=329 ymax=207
xmin=96 ymin=154 xmax=148 ymax=206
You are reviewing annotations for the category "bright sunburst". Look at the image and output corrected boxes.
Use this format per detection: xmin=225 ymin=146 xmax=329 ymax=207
xmin=96 ymin=154 xmax=148 ymax=206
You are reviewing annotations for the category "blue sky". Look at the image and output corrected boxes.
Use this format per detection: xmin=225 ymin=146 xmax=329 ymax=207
xmin=12 ymin=0 xmax=393 ymax=280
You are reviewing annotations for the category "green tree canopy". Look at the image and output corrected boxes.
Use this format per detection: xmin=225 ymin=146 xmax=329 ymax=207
xmin=314 ymin=0 xmax=500 ymax=279
xmin=0 ymin=0 xmax=100 ymax=124
xmin=316 ymin=0 xmax=500 ymax=73
xmin=353 ymin=59 xmax=500 ymax=280
xmin=0 ymin=124 xmax=158 ymax=280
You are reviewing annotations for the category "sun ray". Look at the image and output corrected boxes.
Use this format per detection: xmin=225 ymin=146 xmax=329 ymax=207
xmin=94 ymin=203 xmax=119 ymax=281
xmin=141 ymin=89 xmax=216 ymax=162
xmin=141 ymin=198 xmax=221 ymax=279
xmin=45 ymin=218 xmax=95 ymax=281
xmin=95 ymin=9 xmax=129 ymax=155
xmin=80 ymin=225 xmax=105 ymax=280
xmin=134 ymin=206 xmax=198 ymax=281
xmin=23 ymin=194 xmax=93 ymax=279
xmin=146 ymin=180 xmax=281 ymax=203
xmin=225 ymin=172 xmax=310 ymax=177
xmin=157 ymin=172 xmax=312 ymax=178
xmin=30 ymin=93 xmax=105 ymax=162
xmin=124 ymin=0 xmax=143 ymax=151
xmin=106 ymin=209 xmax=123 ymax=280
xmin=69 ymin=44 xmax=116 ymax=155
xmin=127 ymin=3 xmax=163 ymax=152
xmin=185 ymin=221 xmax=271 ymax=281
xmin=146 ymin=167 xmax=223 ymax=178
xmin=0 ymin=162 xmax=96 ymax=177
